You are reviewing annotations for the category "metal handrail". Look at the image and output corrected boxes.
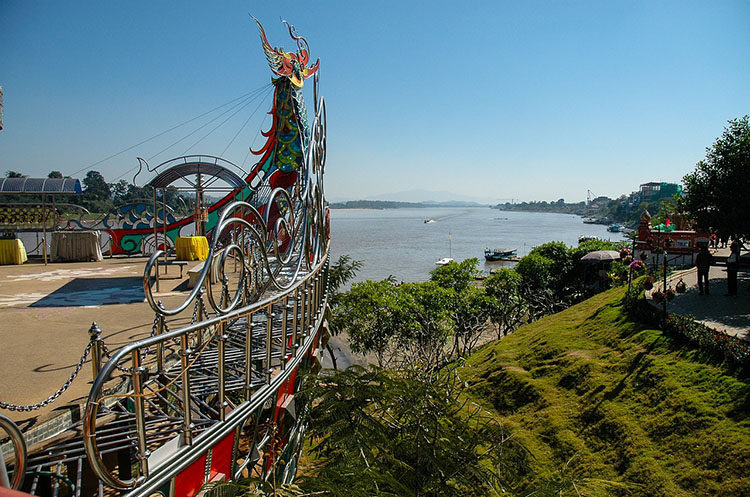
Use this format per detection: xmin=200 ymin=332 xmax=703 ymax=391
xmin=83 ymin=251 xmax=329 ymax=489
xmin=142 ymin=97 xmax=326 ymax=319
xmin=0 ymin=413 xmax=27 ymax=490
xmin=125 ymin=292 xmax=328 ymax=497
xmin=83 ymin=86 xmax=329 ymax=493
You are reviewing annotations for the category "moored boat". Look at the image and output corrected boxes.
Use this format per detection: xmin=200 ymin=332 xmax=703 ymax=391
xmin=578 ymin=235 xmax=600 ymax=244
xmin=484 ymin=248 xmax=517 ymax=261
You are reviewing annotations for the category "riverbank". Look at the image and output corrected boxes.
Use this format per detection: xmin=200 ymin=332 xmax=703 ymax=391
xmin=462 ymin=287 xmax=750 ymax=496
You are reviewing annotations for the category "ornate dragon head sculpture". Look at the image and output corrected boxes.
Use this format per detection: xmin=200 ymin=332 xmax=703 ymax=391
xmin=253 ymin=17 xmax=319 ymax=88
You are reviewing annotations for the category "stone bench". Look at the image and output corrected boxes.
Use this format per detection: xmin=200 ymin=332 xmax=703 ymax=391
xmin=157 ymin=260 xmax=189 ymax=278
xmin=187 ymin=255 xmax=222 ymax=289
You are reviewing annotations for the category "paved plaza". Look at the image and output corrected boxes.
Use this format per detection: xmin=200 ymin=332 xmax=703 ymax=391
xmin=0 ymin=256 xmax=198 ymax=430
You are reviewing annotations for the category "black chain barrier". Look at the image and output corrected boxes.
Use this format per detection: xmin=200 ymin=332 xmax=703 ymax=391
xmin=0 ymin=342 xmax=94 ymax=412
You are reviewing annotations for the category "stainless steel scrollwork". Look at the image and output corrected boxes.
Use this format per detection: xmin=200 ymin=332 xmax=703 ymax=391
xmin=143 ymin=97 xmax=328 ymax=319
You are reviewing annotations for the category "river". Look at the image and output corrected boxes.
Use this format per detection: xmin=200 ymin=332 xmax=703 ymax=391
xmin=329 ymin=207 xmax=624 ymax=284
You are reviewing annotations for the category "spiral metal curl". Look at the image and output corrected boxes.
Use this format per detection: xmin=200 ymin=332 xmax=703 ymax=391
xmin=143 ymin=97 xmax=327 ymax=318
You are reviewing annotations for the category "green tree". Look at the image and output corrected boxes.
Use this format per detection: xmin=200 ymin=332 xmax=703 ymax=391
xmin=110 ymin=179 xmax=129 ymax=203
xmin=47 ymin=170 xmax=63 ymax=178
xmin=571 ymin=239 xmax=626 ymax=260
xmin=528 ymin=241 xmax=573 ymax=289
xmin=5 ymin=170 xmax=25 ymax=178
xmin=683 ymin=115 xmax=750 ymax=240
xmin=446 ymin=285 xmax=492 ymax=358
xmin=430 ymin=258 xmax=489 ymax=358
xmin=332 ymin=279 xmax=403 ymax=367
xmin=484 ymin=268 xmax=527 ymax=339
xmin=299 ymin=365 xmax=518 ymax=497
xmin=327 ymin=254 xmax=363 ymax=308
xmin=82 ymin=170 xmax=113 ymax=212
xmin=203 ymin=479 xmax=304 ymax=497
xmin=515 ymin=252 xmax=554 ymax=290
xmin=323 ymin=254 xmax=363 ymax=369
xmin=429 ymin=258 xmax=479 ymax=293
xmin=396 ymin=282 xmax=453 ymax=372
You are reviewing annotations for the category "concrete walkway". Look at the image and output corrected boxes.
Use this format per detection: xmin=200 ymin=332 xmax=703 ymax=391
xmin=654 ymin=254 xmax=750 ymax=341
xmin=0 ymin=256 xmax=199 ymax=431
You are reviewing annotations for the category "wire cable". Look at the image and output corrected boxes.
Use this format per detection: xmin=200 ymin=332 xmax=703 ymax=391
xmin=220 ymin=86 xmax=274 ymax=157
xmin=180 ymin=86 xmax=273 ymax=156
xmin=108 ymin=89 xmax=263 ymax=184
xmin=147 ymin=89 xmax=265 ymax=162
xmin=108 ymin=88 xmax=270 ymax=184
xmin=67 ymin=85 xmax=271 ymax=178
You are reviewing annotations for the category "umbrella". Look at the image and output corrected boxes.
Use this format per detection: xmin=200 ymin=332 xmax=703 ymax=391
xmin=580 ymin=250 xmax=621 ymax=263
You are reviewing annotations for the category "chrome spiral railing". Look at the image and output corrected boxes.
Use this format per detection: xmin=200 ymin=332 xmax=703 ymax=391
xmin=82 ymin=253 xmax=329 ymax=491
xmin=7 ymin=48 xmax=328 ymax=493
xmin=142 ymin=98 xmax=328 ymax=320
xmin=78 ymin=96 xmax=330 ymax=494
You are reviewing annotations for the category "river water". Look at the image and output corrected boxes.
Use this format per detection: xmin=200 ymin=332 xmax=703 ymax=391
xmin=329 ymin=207 xmax=624 ymax=284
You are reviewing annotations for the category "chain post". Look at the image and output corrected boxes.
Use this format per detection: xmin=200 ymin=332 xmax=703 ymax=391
xmin=303 ymin=284 xmax=311 ymax=339
xmin=130 ymin=350 xmax=150 ymax=478
xmin=307 ymin=280 xmax=314 ymax=336
xmin=1 ymin=342 xmax=92 ymax=412
xmin=300 ymin=286 xmax=307 ymax=343
xmin=88 ymin=322 xmax=103 ymax=379
xmin=314 ymin=274 xmax=321 ymax=318
xmin=196 ymin=288 xmax=205 ymax=348
xmin=244 ymin=315 xmax=253 ymax=401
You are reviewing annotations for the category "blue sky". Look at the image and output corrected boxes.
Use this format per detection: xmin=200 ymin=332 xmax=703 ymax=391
xmin=1 ymin=1 xmax=748 ymax=203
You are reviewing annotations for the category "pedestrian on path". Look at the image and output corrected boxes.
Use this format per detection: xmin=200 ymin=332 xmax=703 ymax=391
xmin=726 ymin=241 xmax=740 ymax=296
xmin=695 ymin=245 xmax=713 ymax=295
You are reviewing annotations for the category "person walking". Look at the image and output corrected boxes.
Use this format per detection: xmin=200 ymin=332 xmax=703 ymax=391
xmin=726 ymin=241 xmax=740 ymax=296
xmin=695 ymin=245 xmax=713 ymax=295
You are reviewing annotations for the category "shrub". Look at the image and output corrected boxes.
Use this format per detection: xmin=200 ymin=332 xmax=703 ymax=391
xmin=623 ymin=277 xmax=750 ymax=367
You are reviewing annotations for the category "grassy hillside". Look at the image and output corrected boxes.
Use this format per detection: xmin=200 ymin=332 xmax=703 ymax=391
xmin=462 ymin=287 xmax=750 ymax=496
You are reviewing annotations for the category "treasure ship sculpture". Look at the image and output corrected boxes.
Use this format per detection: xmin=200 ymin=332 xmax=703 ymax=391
xmin=1 ymin=19 xmax=329 ymax=497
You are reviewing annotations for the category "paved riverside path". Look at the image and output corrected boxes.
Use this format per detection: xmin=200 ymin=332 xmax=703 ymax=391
xmin=0 ymin=256 xmax=199 ymax=431
xmin=655 ymin=248 xmax=750 ymax=341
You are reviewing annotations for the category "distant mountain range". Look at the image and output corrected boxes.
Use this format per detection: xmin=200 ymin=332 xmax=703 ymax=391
xmin=329 ymin=200 xmax=488 ymax=209
xmin=329 ymin=189 xmax=508 ymax=205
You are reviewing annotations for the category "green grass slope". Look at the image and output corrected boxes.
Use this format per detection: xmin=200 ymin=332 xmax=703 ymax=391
xmin=462 ymin=287 xmax=750 ymax=497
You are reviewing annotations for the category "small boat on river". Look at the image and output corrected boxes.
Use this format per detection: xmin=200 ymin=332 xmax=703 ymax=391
xmin=578 ymin=235 xmax=600 ymax=244
xmin=484 ymin=248 xmax=518 ymax=261
xmin=436 ymin=232 xmax=453 ymax=265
